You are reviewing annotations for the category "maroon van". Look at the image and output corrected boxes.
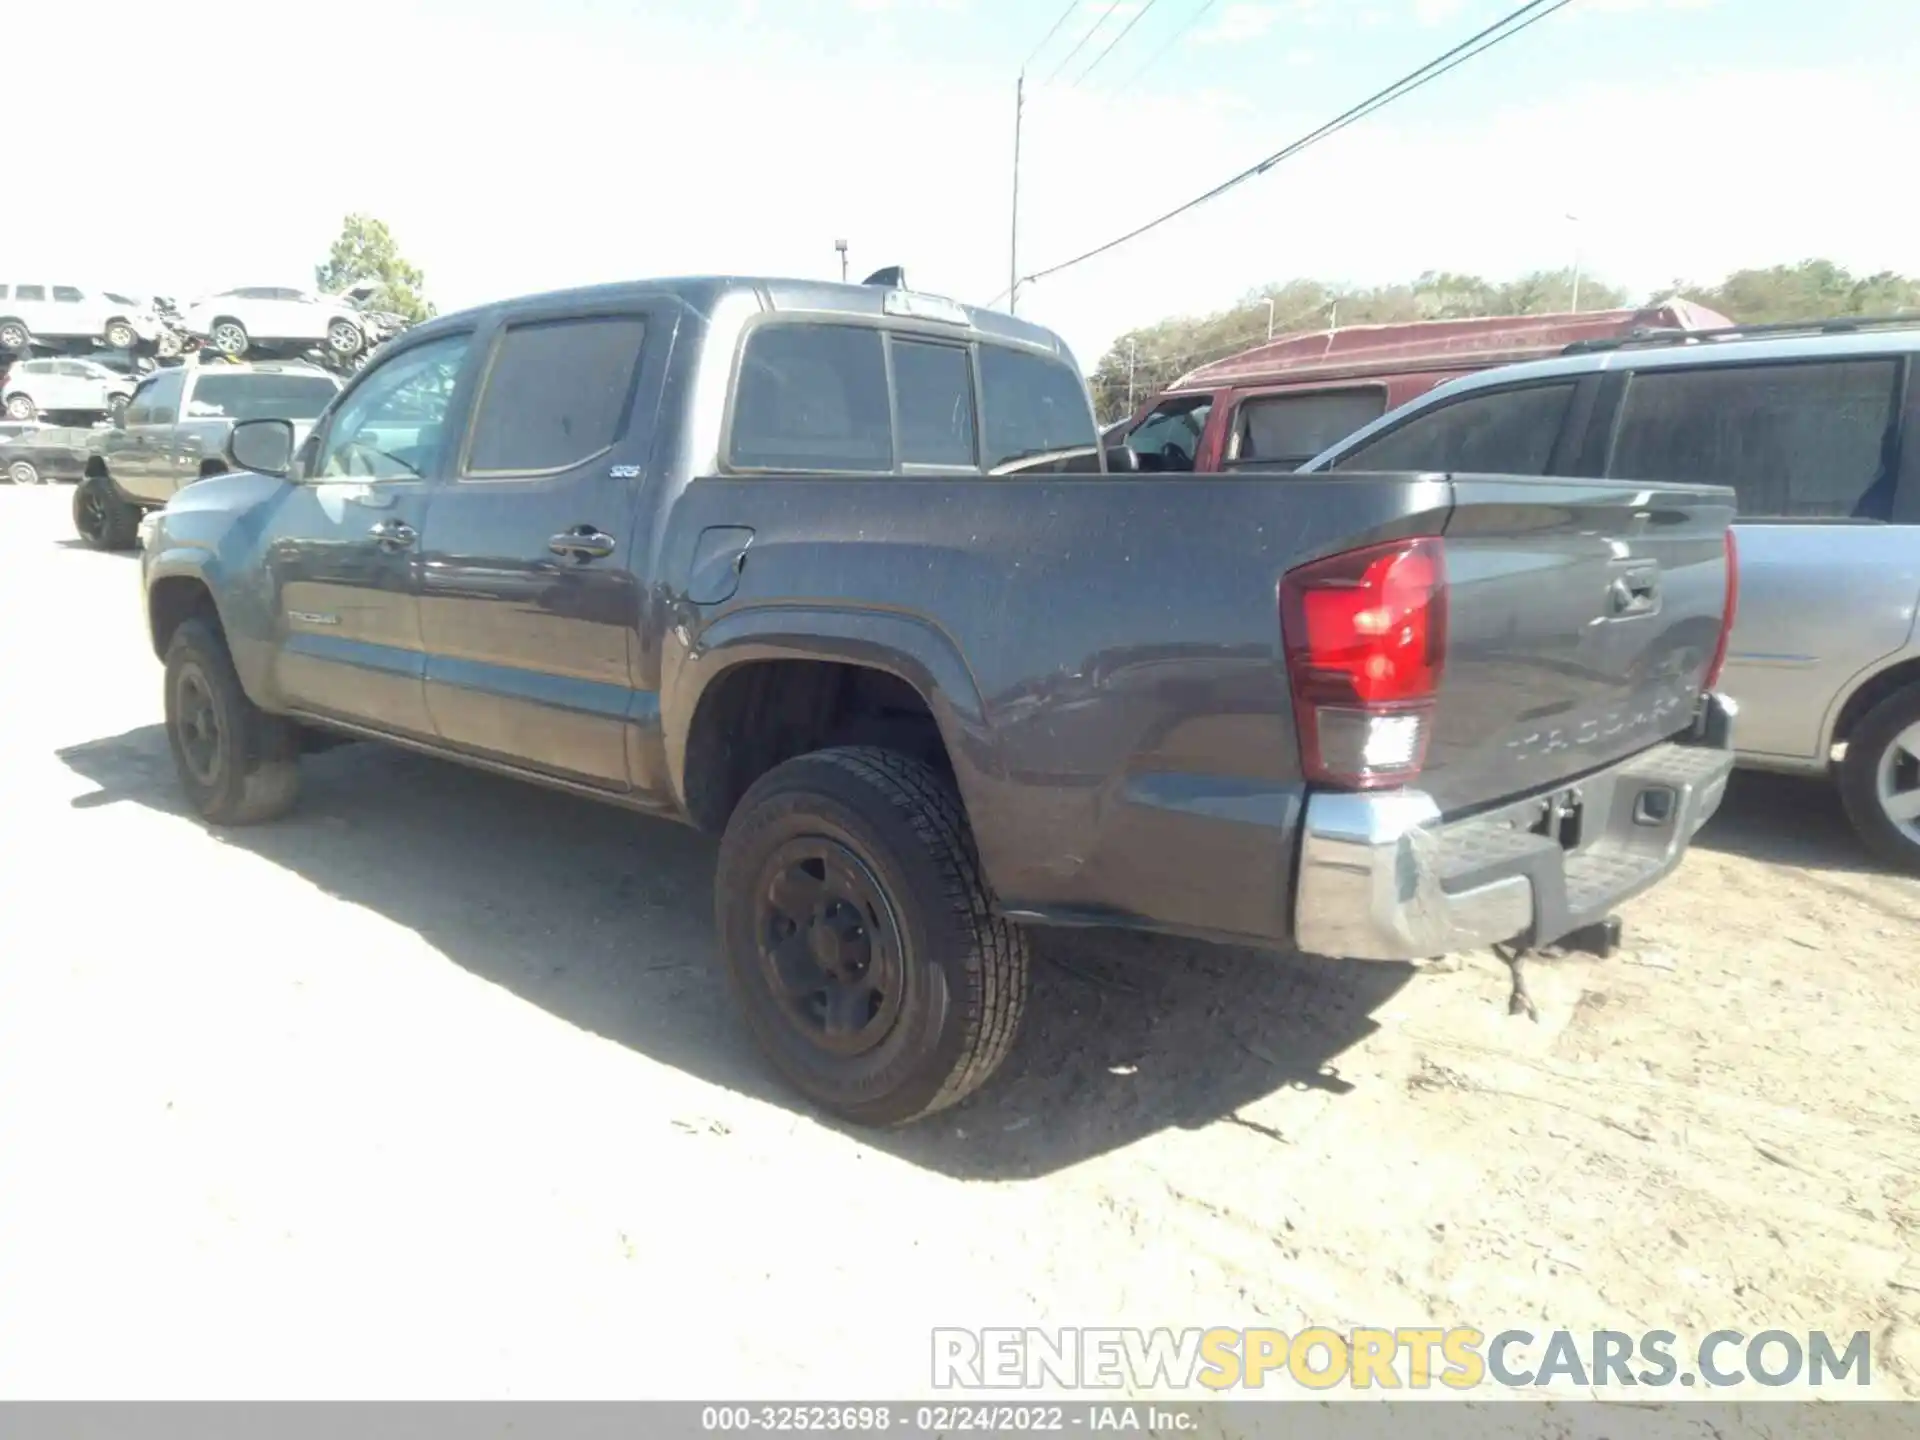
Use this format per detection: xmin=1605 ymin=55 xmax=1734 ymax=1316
xmin=1115 ymin=299 xmax=1735 ymax=473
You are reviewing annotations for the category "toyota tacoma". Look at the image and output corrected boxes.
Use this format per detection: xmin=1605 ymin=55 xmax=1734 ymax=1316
xmin=137 ymin=275 xmax=1739 ymax=1124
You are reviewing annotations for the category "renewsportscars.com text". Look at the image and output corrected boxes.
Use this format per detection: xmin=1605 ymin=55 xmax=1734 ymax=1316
xmin=931 ymin=1327 xmax=1873 ymax=1391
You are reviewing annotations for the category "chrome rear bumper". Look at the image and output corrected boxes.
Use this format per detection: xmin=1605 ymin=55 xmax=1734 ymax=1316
xmin=1293 ymin=694 xmax=1737 ymax=961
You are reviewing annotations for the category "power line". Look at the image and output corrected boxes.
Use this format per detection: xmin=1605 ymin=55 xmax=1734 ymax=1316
xmin=1043 ymin=1 xmax=1125 ymax=85
xmin=1115 ymin=0 xmax=1223 ymax=92
xmin=1014 ymin=0 xmax=1577 ymax=293
xmin=1021 ymin=0 xmax=1083 ymax=72
xmin=1073 ymin=0 xmax=1169 ymax=87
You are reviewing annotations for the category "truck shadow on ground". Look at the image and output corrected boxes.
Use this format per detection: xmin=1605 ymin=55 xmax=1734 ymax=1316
xmin=1692 ymin=768 xmax=1884 ymax=876
xmin=59 ymin=725 xmax=1408 ymax=1180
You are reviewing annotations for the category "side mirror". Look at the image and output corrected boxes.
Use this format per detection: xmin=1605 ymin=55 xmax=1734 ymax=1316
xmin=1104 ymin=445 xmax=1140 ymax=473
xmin=228 ymin=417 xmax=295 ymax=477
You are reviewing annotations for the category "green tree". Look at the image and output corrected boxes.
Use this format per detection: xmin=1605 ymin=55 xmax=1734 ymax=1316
xmin=315 ymin=213 xmax=435 ymax=322
xmin=1665 ymin=259 xmax=1920 ymax=325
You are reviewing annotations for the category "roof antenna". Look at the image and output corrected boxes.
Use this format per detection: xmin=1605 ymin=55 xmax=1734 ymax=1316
xmin=862 ymin=266 xmax=908 ymax=288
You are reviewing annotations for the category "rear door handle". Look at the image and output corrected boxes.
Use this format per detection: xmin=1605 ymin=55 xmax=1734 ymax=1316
xmin=550 ymin=525 xmax=617 ymax=561
xmin=369 ymin=519 xmax=417 ymax=551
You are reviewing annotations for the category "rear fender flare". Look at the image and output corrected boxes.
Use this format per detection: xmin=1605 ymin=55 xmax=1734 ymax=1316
xmin=664 ymin=603 xmax=997 ymax=823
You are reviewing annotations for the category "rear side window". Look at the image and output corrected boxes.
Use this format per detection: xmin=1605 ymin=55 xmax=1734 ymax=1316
xmin=731 ymin=323 xmax=892 ymax=472
xmin=978 ymin=345 xmax=1097 ymax=471
xmin=134 ymin=370 xmax=185 ymax=425
xmin=892 ymin=339 xmax=976 ymax=467
xmin=1606 ymin=359 xmax=1902 ymax=520
xmin=1234 ymin=388 xmax=1386 ymax=468
xmin=466 ymin=315 xmax=648 ymax=474
xmin=1332 ymin=383 xmax=1574 ymax=475
xmin=15 ymin=285 xmax=45 ymax=302
xmin=53 ymin=287 xmax=83 ymax=302
xmin=190 ymin=373 xmax=339 ymax=421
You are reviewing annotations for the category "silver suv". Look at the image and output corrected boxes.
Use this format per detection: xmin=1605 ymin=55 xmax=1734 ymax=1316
xmin=1303 ymin=318 xmax=1920 ymax=872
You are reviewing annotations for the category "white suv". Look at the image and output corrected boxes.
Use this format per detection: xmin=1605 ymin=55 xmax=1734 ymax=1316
xmin=2 ymin=357 xmax=135 ymax=423
xmin=181 ymin=286 xmax=373 ymax=360
xmin=0 ymin=285 xmax=166 ymax=353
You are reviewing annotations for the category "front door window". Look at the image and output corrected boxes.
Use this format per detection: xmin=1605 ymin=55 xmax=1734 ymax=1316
xmin=316 ymin=334 xmax=471 ymax=480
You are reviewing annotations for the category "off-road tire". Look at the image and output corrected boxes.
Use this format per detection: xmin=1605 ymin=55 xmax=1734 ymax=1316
xmin=103 ymin=319 xmax=138 ymax=350
xmin=4 ymin=392 xmax=34 ymax=421
xmin=714 ymin=746 xmax=1029 ymax=1126
xmin=1839 ymin=683 xmax=1920 ymax=875
xmin=73 ymin=475 xmax=138 ymax=550
xmin=0 ymin=318 xmax=28 ymax=351
xmin=163 ymin=618 xmax=301 ymax=826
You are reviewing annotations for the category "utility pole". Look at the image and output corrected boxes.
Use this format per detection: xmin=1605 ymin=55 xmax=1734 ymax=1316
xmin=835 ymin=238 xmax=849 ymax=283
xmin=1127 ymin=337 xmax=1137 ymax=411
xmin=1008 ymin=73 xmax=1025 ymax=313
xmin=1566 ymin=213 xmax=1582 ymax=313
xmin=1264 ymin=296 xmax=1275 ymax=341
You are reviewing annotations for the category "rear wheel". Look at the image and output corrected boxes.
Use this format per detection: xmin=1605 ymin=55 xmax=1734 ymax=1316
xmin=714 ymin=746 xmax=1029 ymax=1126
xmin=209 ymin=320 xmax=249 ymax=357
xmin=164 ymin=618 xmax=302 ymax=826
xmin=103 ymin=318 xmax=138 ymax=350
xmin=73 ymin=475 xmax=137 ymax=550
xmin=326 ymin=318 xmax=365 ymax=357
xmin=3 ymin=393 xmax=34 ymax=421
xmin=7 ymin=458 xmax=41 ymax=486
xmin=0 ymin=319 xmax=28 ymax=351
xmin=1840 ymin=685 xmax=1920 ymax=874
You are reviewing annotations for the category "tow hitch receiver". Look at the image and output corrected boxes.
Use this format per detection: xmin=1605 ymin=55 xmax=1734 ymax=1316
xmin=1556 ymin=914 xmax=1625 ymax=960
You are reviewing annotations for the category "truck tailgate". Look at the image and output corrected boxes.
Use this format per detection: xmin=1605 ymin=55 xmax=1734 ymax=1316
xmin=1423 ymin=476 xmax=1736 ymax=814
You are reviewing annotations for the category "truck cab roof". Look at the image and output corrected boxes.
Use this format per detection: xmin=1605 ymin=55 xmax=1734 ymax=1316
xmin=410 ymin=275 xmax=1076 ymax=360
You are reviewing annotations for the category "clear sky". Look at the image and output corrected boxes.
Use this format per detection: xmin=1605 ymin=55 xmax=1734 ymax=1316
xmin=18 ymin=0 xmax=1918 ymax=366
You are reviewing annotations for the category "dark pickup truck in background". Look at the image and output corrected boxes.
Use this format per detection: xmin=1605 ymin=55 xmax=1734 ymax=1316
xmin=137 ymin=275 xmax=1739 ymax=1124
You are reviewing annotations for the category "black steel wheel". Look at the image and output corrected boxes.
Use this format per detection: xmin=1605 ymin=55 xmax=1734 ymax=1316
xmin=754 ymin=837 xmax=910 ymax=1057
xmin=73 ymin=475 xmax=137 ymax=550
xmin=714 ymin=746 xmax=1029 ymax=1126
xmin=163 ymin=618 xmax=301 ymax=825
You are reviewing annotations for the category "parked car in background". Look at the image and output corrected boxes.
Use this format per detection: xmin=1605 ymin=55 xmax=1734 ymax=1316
xmin=0 ymin=284 xmax=167 ymax=353
xmin=1 ymin=425 xmax=95 ymax=485
xmin=3 ymin=357 xmax=135 ymax=423
xmin=74 ymin=361 xmax=341 ymax=548
xmin=181 ymin=285 xmax=379 ymax=361
xmin=1110 ymin=299 xmax=1733 ymax=473
xmin=1301 ymin=316 xmax=1920 ymax=873
xmin=71 ymin=349 xmax=158 ymax=381
xmin=136 ymin=274 xmax=1737 ymax=1124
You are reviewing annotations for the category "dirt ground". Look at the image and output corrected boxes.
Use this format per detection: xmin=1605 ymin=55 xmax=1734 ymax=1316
xmin=2 ymin=486 xmax=1917 ymax=1422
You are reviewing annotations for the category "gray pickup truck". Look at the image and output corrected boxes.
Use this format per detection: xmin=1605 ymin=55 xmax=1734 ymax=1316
xmin=137 ymin=275 xmax=1738 ymax=1125
xmin=74 ymin=361 xmax=341 ymax=549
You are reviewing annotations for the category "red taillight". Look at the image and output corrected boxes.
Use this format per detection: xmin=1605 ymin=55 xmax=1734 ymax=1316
xmin=1280 ymin=536 xmax=1448 ymax=790
xmin=1703 ymin=528 xmax=1739 ymax=691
